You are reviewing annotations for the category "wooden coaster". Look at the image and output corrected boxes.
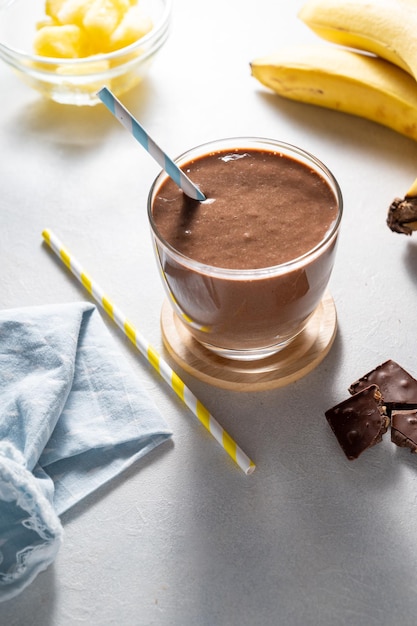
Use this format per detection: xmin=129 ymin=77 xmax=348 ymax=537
xmin=160 ymin=292 xmax=337 ymax=391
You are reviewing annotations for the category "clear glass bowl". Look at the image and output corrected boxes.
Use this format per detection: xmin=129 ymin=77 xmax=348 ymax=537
xmin=0 ymin=0 xmax=171 ymax=105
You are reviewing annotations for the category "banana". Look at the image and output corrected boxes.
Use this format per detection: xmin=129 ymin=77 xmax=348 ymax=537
xmin=406 ymin=176 xmax=417 ymax=198
xmin=298 ymin=0 xmax=417 ymax=79
xmin=250 ymin=44 xmax=417 ymax=141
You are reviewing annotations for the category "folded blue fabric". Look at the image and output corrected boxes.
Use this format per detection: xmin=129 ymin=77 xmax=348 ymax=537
xmin=0 ymin=302 xmax=172 ymax=602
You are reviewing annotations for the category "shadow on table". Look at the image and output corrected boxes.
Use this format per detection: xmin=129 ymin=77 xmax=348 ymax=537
xmin=4 ymin=78 xmax=157 ymax=150
xmin=402 ymin=240 xmax=417 ymax=289
xmin=60 ymin=436 xmax=174 ymax=526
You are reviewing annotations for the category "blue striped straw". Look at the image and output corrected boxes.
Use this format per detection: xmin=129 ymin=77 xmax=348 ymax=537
xmin=97 ymin=87 xmax=206 ymax=202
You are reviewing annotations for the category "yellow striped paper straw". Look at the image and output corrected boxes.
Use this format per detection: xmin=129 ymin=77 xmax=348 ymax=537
xmin=42 ymin=229 xmax=255 ymax=475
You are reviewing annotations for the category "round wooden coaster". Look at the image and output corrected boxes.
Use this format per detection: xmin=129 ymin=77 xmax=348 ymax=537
xmin=160 ymin=292 xmax=337 ymax=391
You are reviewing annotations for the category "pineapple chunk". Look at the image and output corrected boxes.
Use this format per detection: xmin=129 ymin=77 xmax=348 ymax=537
xmin=107 ymin=6 xmax=153 ymax=51
xmin=34 ymin=0 xmax=151 ymax=58
xmin=45 ymin=0 xmax=65 ymax=20
xmin=36 ymin=17 xmax=58 ymax=30
xmin=55 ymin=0 xmax=96 ymax=26
xmin=82 ymin=0 xmax=131 ymax=40
xmin=33 ymin=24 xmax=88 ymax=58
xmin=57 ymin=58 xmax=110 ymax=76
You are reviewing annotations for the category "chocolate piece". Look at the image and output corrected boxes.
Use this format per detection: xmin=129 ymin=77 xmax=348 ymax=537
xmin=325 ymin=385 xmax=389 ymax=460
xmin=391 ymin=409 xmax=417 ymax=452
xmin=348 ymin=360 xmax=417 ymax=411
xmin=387 ymin=195 xmax=417 ymax=235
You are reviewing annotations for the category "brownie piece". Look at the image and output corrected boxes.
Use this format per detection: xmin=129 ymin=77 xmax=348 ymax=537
xmin=348 ymin=360 xmax=417 ymax=410
xmin=325 ymin=385 xmax=389 ymax=460
xmin=391 ymin=409 xmax=417 ymax=453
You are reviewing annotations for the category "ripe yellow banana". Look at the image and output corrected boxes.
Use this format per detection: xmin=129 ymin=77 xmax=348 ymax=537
xmin=250 ymin=44 xmax=417 ymax=141
xmin=406 ymin=177 xmax=417 ymax=197
xmin=298 ymin=0 xmax=417 ymax=79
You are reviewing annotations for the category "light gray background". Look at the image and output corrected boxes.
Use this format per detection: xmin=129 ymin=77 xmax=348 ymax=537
xmin=2 ymin=1 xmax=417 ymax=624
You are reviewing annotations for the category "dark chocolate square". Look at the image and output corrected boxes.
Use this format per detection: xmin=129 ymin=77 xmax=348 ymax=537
xmin=325 ymin=385 xmax=389 ymax=460
xmin=391 ymin=409 xmax=417 ymax=453
xmin=348 ymin=360 xmax=417 ymax=409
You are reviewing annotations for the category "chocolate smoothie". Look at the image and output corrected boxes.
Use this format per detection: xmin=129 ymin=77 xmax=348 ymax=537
xmin=148 ymin=139 xmax=342 ymax=358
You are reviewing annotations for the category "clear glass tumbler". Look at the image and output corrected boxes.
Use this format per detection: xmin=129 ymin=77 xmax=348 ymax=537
xmin=148 ymin=137 xmax=343 ymax=361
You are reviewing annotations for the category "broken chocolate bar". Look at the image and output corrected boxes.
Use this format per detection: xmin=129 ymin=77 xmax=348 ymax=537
xmin=391 ymin=409 xmax=417 ymax=453
xmin=387 ymin=195 xmax=417 ymax=235
xmin=348 ymin=360 xmax=417 ymax=411
xmin=325 ymin=385 xmax=389 ymax=460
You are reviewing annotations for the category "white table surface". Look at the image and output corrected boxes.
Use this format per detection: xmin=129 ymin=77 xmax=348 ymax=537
xmin=2 ymin=1 xmax=417 ymax=624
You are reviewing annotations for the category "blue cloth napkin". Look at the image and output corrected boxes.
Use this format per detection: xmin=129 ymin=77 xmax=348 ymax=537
xmin=0 ymin=301 xmax=172 ymax=602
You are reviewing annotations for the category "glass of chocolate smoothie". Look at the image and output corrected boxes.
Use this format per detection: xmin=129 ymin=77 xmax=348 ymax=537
xmin=148 ymin=137 xmax=342 ymax=361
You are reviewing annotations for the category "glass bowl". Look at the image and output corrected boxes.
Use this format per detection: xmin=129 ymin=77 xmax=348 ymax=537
xmin=0 ymin=0 xmax=171 ymax=105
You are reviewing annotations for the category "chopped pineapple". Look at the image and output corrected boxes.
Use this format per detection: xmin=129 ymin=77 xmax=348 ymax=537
xmin=34 ymin=0 xmax=151 ymax=58
xmin=33 ymin=24 xmax=89 ymax=58
xmin=108 ymin=6 xmax=152 ymax=51
xmin=83 ymin=0 xmax=131 ymax=43
xmin=55 ymin=0 xmax=96 ymax=27
xmin=36 ymin=17 xmax=58 ymax=30
xmin=45 ymin=0 xmax=65 ymax=20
